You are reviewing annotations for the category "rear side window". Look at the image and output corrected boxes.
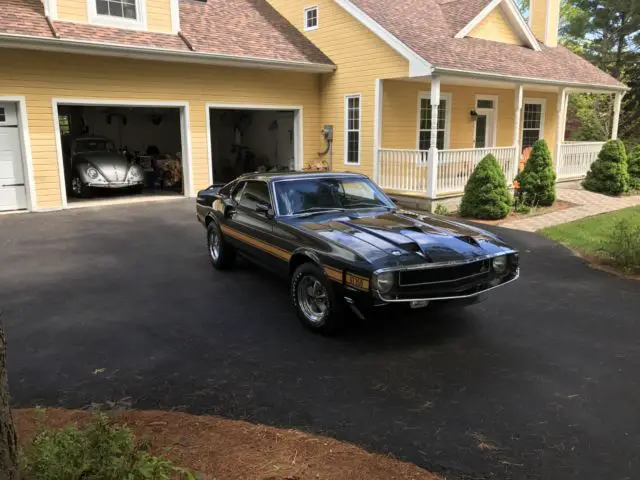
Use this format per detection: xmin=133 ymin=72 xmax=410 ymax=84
xmin=232 ymin=182 xmax=246 ymax=203
xmin=239 ymin=181 xmax=270 ymax=210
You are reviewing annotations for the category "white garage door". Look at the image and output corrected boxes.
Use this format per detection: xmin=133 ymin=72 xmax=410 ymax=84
xmin=0 ymin=103 xmax=27 ymax=211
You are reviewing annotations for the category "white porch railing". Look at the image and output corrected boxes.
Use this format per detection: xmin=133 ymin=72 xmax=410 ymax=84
xmin=557 ymin=141 xmax=604 ymax=180
xmin=437 ymin=146 xmax=518 ymax=195
xmin=378 ymin=149 xmax=429 ymax=193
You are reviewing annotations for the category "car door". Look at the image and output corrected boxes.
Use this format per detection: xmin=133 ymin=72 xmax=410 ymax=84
xmin=226 ymin=180 xmax=280 ymax=268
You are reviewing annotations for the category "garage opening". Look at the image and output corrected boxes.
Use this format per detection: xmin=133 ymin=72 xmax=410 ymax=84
xmin=209 ymin=107 xmax=299 ymax=184
xmin=56 ymin=104 xmax=187 ymax=205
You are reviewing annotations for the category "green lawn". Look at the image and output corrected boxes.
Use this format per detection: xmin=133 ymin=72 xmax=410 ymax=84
xmin=541 ymin=206 xmax=640 ymax=274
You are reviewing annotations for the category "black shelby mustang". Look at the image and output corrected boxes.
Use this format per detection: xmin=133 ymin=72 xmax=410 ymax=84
xmin=196 ymin=172 xmax=519 ymax=334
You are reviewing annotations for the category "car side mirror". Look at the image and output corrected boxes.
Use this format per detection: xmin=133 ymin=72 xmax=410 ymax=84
xmin=388 ymin=196 xmax=399 ymax=204
xmin=256 ymin=203 xmax=274 ymax=218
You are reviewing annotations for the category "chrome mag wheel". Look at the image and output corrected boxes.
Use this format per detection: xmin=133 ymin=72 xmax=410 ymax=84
xmin=208 ymin=228 xmax=221 ymax=262
xmin=297 ymin=275 xmax=329 ymax=324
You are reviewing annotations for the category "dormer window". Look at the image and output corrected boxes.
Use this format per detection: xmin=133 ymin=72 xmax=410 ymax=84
xmin=304 ymin=6 xmax=318 ymax=31
xmin=90 ymin=0 xmax=145 ymax=29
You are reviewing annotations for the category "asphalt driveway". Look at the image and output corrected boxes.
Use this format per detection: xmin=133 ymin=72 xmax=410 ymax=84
xmin=1 ymin=200 xmax=639 ymax=480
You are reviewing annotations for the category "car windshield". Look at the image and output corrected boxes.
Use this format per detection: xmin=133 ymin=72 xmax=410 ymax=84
xmin=75 ymin=139 xmax=116 ymax=153
xmin=273 ymin=177 xmax=394 ymax=216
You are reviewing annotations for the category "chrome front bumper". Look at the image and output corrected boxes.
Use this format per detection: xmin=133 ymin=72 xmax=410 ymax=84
xmin=87 ymin=181 xmax=143 ymax=189
xmin=375 ymin=269 xmax=519 ymax=303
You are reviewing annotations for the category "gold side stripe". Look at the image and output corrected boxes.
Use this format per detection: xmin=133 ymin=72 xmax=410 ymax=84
xmin=345 ymin=272 xmax=370 ymax=291
xmin=221 ymin=225 xmax=291 ymax=261
xmin=324 ymin=266 xmax=343 ymax=283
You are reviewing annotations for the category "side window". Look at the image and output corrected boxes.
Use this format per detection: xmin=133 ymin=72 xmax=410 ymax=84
xmin=239 ymin=181 xmax=271 ymax=211
xmin=218 ymin=180 xmax=236 ymax=197
xmin=232 ymin=182 xmax=246 ymax=203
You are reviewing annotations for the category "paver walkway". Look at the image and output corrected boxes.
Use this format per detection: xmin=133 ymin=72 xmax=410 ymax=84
xmin=500 ymin=181 xmax=640 ymax=232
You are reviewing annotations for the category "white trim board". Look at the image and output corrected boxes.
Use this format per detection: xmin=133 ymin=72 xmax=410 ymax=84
xmin=0 ymin=96 xmax=37 ymax=212
xmin=416 ymin=91 xmax=453 ymax=150
xmin=51 ymin=98 xmax=193 ymax=209
xmin=205 ymin=103 xmax=305 ymax=184
xmin=344 ymin=94 xmax=362 ymax=166
xmin=455 ymin=0 xmax=541 ymax=51
xmin=332 ymin=0 xmax=432 ymax=77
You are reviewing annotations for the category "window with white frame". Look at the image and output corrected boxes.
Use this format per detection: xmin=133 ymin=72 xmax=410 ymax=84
xmin=345 ymin=95 xmax=361 ymax=164
xmin=94 ymin=0 xmax=141 ymax=24
xmin=522 ymin=101 xmax=545 ymax=149
xmin=418 ymin=93 xmax=450 ymax=150
xmin=304 ymin=6 xmax=318 ymax=31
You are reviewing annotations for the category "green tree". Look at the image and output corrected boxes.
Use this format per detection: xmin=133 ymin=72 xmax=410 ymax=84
xmin=628 ymin=145 xmax=640 ymax=190
xmin=582 ymin=139 xmax=630 ymax=195
xmin=516 ymin=140 xmax=556 ymax=206
xmin=460 ymin=155 xmax=512 ymax=220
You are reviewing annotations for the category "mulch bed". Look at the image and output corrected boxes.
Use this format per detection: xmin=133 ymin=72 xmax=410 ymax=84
xmin=450 ymin=199 xmax=577 ymax=226
xmin=14 ymin=409 xmax=439 ymax=480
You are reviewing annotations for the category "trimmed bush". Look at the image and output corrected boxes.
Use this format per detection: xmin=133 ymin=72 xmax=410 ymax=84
xmin=582 ymin=139 xmax=629 ymax=195
xmin=516 ymin=139 xmax=556 ymax=207
xmin=460 ymin=154 xmax=512 ymax=220
xmin=628 ymin=146 xmax=640 ymax=191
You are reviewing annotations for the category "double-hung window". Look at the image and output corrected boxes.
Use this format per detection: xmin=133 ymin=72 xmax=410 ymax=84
xmin=92 ymin=0 xmax=144 ymax=27
xmin=521 ymin=100 xmax=545 ymax=149
xmin=345 ymin=95 xmax=361 ymax=165
xmin=96 ymin=0 xmax=138 ymax=20
xmin=304 ymin=6 xmax=318 ymax=31
xmin=418 ymin=93 xmax=450 ymax=150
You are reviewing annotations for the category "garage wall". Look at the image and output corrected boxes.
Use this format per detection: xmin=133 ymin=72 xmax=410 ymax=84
xmin=0 ymin=49 xmax=323 ymax=210
xmin=80 ymin=107 xmax=182 ymax=155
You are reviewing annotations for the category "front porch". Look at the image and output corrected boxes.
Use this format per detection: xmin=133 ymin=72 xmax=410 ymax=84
xmin=373 ymin=75 xmax=622 ymax=206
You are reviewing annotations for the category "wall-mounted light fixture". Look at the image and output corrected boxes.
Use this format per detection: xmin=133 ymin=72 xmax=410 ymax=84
xmin=469 ymin=110 xmax=479 ymax=121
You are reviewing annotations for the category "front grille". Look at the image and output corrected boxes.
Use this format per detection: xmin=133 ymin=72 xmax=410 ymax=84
xmin=398 ymin=259 xmax=491 ymax=286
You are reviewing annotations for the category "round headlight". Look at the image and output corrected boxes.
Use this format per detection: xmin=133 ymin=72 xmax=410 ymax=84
xmin=492 ymin=255 xmax=508 ymax=274
xmin=128 ymin=168 xmax=140 ymax=179
xmin=86 ymin=167 xmax=99 ymax=180
xmin=373 ymin=272 xmax=394 ymax=293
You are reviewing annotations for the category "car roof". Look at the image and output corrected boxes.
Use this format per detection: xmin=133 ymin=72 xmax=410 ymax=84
xmin=238 ymin=171 xmax=368 ymax=183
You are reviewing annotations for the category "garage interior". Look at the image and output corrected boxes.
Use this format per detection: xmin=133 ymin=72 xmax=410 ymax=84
xmin=57 ymin=104 xmax=184 ymax=204
xmin=209 ymin=108 xmax=296 ymax=184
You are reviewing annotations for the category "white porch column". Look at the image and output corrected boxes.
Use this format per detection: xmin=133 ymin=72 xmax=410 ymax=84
xmin=555 ymin=87 xmax=568 ymax=174
xmin=426 ymin=76 xmax=440 ymax=199
xmin=373 ymin=78 xmax=383 ymax=183
xmin=512 ymin=84 xmax=524 ymax=179
xmin=611 ymin=92 xmax=623 ymax=140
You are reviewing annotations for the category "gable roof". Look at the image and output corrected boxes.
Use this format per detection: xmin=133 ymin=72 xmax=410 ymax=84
xmin=0 ymin=0 xmax=333 ymax=71
xmin=346 ymin=0 xmax=625 ymax=90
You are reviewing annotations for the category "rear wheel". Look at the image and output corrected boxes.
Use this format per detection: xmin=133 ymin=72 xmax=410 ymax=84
xmin=291 ymin=263 xmax=345 ymax=334
xmin=207 ymin=222 xmax=235 ymax=269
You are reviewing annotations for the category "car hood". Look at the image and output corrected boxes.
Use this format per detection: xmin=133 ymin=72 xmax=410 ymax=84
xmin=293 ymin=209 xmax=513 ymax=268
xmin=74 ymin=152 xmax=131 ymax=182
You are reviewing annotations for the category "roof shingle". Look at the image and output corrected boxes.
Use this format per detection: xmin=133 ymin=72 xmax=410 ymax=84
xmin=351 ymin=0 xmax=624 ymax=89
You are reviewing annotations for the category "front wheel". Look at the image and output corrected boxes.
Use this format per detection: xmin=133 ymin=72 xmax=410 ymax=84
xmin=207 ymin=222 xmax=235 ymax=269
xmin=291 ymin=263 xmax=345 ymax=334
xmin=70 ymin=174 xmax=90 ymax=198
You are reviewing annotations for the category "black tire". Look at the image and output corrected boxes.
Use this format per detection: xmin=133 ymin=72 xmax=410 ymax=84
xmin=206 ymin=221 xmax=235 ymax=270
xmin=70 ymin=174 xmax=90 ymax=198
xmin=291 ymin=263 xmax=346 ymax=334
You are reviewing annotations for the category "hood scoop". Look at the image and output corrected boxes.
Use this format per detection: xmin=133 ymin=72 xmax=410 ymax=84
xmin=455 ymin=235 xmax=480 ymax=247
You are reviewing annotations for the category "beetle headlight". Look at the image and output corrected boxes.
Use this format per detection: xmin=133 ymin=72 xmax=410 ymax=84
xmin=86 ymin=167 xmax=99 ymax=180
xmin=492 ymin=255 xmax=508 ymax=274
xmin=373 ymin=272 xmax=394 ymax=293
xmin=127 ymin=168 xmax=142 ymax=181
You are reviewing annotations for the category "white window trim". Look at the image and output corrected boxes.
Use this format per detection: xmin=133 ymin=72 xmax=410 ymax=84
xmin=304 ymin=5 xmax=319 ymax=31
xmin=344 ymin=94 xmax=362 ymax=166
xmin=474 ymin=94 xmax=499 ymax=147
xmin=416 ymin=91 xmax=452 ymax=150
xmin=521 ymin=97 xmax=546 ymax=148
xmin=88 ymin=0 xmax=147 ymax=30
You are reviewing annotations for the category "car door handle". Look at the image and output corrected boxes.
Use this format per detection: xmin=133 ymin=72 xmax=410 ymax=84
xmin=1 ymin=183 xmax=24 ymax=187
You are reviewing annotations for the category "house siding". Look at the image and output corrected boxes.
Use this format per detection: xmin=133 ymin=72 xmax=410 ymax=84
xmin=266 ymin=0 xmax=409 ymax=178
xmin=468 ymin=7 xmax=522 ymax=46
xmin=0 ymin=49 xmax=322 ymax=210
xmin=382 ymin=79 xmax=558 ymax=156
xmin=57 ymin=0 xmax=88 ymax=23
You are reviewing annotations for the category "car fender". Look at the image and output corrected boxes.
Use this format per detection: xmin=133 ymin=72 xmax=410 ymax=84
xmin=289 ymin=248 xmax=325 ymax=276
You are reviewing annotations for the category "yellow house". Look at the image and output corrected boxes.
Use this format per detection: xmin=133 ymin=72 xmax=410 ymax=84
xmin=0 ymin=0 xmax=626 ymax=213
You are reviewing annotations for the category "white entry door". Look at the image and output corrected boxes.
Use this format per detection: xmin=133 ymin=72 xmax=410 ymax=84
xmin=0 ymin=103 xmax=28 ymax=211
xmin=474 ymin=109 xmax=496 ymax=148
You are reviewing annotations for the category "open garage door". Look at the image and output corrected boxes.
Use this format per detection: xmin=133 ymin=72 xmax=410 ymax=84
xmin=208 ymin=106 xmax=301 ymax=184
xmin=56 ymin=102 xmax=188 ymax=207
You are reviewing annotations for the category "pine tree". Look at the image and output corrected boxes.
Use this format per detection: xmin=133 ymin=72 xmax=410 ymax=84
xmin=459 ymin=155 xmax=512 ymax=220
xmin=582 ymin=139 xmax=629 ymax=195
xmin=516 ymin=139 xmax=556 ymax=207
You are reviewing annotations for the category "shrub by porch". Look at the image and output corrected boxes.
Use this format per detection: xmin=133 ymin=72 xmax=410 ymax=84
xmin=459 ymin=155 xmax=512 ymax=220
xmin=582 ymin=140 xmax=630 ymax=195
